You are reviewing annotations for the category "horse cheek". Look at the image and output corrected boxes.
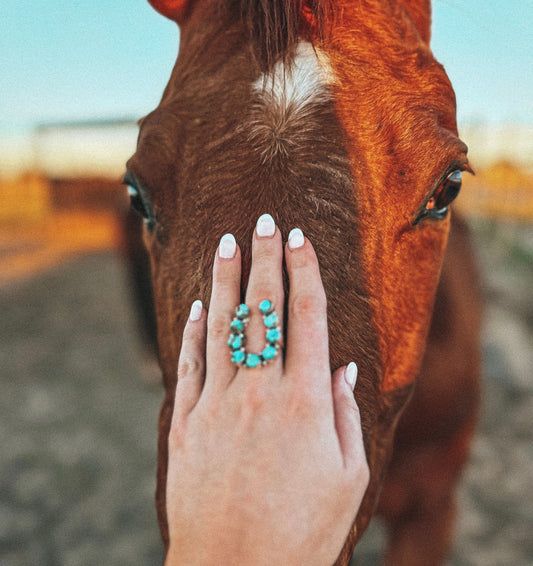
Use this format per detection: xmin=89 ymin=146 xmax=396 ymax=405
xmin=375 ymin=217 xmax=450 ymax=393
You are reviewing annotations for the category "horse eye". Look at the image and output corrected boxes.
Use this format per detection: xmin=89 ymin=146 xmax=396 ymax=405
xmin=427 ymin=170 xmax=462 ymax=212
xmin=416 ymin=170 xmax=462 ymax=224
xmin=127 ymin=185 xmax=149 ymax=219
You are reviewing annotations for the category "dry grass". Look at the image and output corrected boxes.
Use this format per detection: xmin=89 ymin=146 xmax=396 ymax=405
xmin=457 ymin=161 xmax=533 ymax=221
xmin=0 ymin=210 xmax=121 ymax=285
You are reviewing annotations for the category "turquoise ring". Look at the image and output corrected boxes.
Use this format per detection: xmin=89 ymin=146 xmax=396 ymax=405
xmin=228 ymin=300 xmax=282 ymax=368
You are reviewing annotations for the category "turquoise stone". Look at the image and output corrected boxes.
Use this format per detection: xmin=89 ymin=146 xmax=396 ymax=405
xmin=245 ymin=354 xmax=261 ymax=368
xmin=262 ymin=345 xmax=277 ymax=360
xmin=229 ymin=303 xmax=281 ymax=368
xmin=230 ymin=319 xmax=244 ymax=332
xmin=266 ymin=328 xmax=280 ymax=343
xmin=231 ymin=350 xmax=246 ymax=364
xmin=236 ymin=304 xmax=249 ymax=318
xmin=258 ymin=299 xmax=272 ymax=314
xmin=228 ymin=335 xmax=242 ymax=349
xmin=263 ymin=313 xmax=278 ymax=328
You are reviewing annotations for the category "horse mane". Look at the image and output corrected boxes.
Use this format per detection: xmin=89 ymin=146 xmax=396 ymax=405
xmin=236 ymin=0 xmax=333 ymax=70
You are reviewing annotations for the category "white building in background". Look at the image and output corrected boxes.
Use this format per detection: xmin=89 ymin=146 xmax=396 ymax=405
xmin=0 ymin=119 xmax=139 ymax=179
xmin=460 ymin=123 xmax=533 ymax=172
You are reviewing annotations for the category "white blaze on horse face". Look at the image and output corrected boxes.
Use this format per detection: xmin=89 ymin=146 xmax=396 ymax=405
xmin=253 ymin=41 xmax=335 ymax=109
xmin=249 ymin=41 xmax=337 ymax=163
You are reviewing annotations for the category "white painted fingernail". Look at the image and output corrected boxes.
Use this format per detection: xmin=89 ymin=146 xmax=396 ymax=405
xmin=219 ymin=233 xmax=236 ymax=258
xmin=288 ymin=228 xmax=304 ymax=249
xmin=189 ymin=299 xmax=203 ymax=322
xmin=345 ymin=362 xmax=358 ymax=389
xmin=256 ymin=213 xmax=276 ymax=237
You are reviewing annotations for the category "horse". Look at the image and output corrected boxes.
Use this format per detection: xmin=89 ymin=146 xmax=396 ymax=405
xmin=123 ymin=1 xmax=481 ymax=563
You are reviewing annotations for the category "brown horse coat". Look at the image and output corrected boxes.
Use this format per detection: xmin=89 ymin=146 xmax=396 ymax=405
xmin=125 ymin=1 xmax=481 ymax=563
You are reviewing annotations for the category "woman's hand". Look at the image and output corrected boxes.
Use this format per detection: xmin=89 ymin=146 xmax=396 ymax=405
xmin=165 ymin=214 xmax=369 ymax=566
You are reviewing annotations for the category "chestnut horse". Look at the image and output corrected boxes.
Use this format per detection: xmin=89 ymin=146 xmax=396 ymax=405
xmin=124 ymin=0 xmax=481 ymax=563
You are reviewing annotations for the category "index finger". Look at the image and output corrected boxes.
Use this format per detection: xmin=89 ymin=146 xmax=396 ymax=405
xmin=284 ymin=228 xmax=330 ymax=390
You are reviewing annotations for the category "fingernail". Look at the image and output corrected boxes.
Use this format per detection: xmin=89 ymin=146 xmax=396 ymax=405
xmin=189 ymin=299 xmax=203 ymax=321
xmin=256 ymin=213 xmax=276 ymax=237
xmin=219 ymin=233 xmax=236 ymax=258
xmin=288 ymin=228 xmax=304 ymax=249
xmin=345 ymin=362 xmax=358 ymax=389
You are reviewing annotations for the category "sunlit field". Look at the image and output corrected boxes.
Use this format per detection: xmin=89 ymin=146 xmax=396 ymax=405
xmin=0 ymin=174 xmax=126 ymax=284
xmin=458 ymin=162 xmax=533 ymax=221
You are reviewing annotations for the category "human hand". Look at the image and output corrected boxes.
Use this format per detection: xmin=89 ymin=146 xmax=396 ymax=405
xmin=165 ymin=214 xmax=369 ymax=566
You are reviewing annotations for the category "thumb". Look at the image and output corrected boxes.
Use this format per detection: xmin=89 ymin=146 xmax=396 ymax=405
xmin=332 ymin=363 xmax=368 ymax=474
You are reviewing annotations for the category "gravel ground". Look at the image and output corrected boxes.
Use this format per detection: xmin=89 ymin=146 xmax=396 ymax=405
xmin=0 ymin=253 xmax=164 ymax=566
xmin=1 ymin=220 xmax=532 ymax=566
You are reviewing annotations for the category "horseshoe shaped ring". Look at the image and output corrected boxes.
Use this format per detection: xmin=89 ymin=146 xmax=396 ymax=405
xmin=228 ymin=300 xmax=282 ymax=368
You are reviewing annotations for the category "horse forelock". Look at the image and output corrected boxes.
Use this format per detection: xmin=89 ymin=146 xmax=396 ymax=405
xmin=236 ymin=0 xmax=333 ymax=71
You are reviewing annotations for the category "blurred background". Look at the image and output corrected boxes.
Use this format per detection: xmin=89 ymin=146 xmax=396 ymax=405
xmin=1 ymin=1 xmax=532 ymax=565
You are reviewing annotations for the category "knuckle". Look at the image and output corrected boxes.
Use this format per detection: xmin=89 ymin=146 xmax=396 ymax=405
xmin=177 ymin=355 xmax=202 ymax=379
xmin=247 ymin=280 xmax=283 ymax=308
xmin=205 ymin=399 xmax=220 ymax=423
xmin=253 ymin=239 xmax=279 ymax=261
xmin=254 ymin=248 xmax=276 ymax=265
xmin=214 ymin=268 xmax=237 ymax=288
xmin=208 ymin=314 xmax=230 ymax=341
xmin=247 ymin=290 xmax=283 ymax=311
xmin=290 ymin=291 xmax=326 ymax=318
xmin=288 ymin=383 xmax=327 ymax=419
xmin=196 ymin=396 xmax=220 ymax=426
xmin=243 ymin=381 xmax=266 ymax=413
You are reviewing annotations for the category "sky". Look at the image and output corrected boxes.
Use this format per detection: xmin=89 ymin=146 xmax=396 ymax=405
xmin=1 ymin=0 xmax=532 ymax=173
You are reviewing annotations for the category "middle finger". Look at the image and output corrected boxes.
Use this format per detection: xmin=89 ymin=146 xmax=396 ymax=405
xmin=239 ymin=213 xmax=284 ymax=375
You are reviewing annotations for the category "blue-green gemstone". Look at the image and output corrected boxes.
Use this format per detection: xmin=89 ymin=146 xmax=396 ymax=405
xmin=236 ymin=304 xmax=249 ymax=318
xmin=259 ymin=299 xmax=272 ymax=314
xmin=266 ymin=328 xmax=280 ymax=343
xmin=245 ymin=354 xmax=261 ymax=368
xmin=228 ymin=335 xmax=242 ymax=349
xmin=263 ymin=313 xmax=278 ymax=328
xmin=231 ymin=350 xmax=246 ymax=364
xmin=230 ymin=319 xmax=244 ymax=332
xmin=262 ymin=345 xmax=277 ymax=360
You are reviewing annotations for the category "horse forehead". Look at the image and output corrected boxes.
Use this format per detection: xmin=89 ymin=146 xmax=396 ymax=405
xmin=141 ymin=22 xmax=457 ymax=184
xmin=249 ymin=43 xmax=452 ymax=150
xmin=138 ymin=41 xmax=343 ymax=178
xmin=253 ymin=42 xmax=334 ymax=108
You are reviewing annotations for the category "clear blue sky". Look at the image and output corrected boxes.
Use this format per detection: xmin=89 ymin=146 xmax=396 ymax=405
xmin=1 ymin=0 xmax=532 ymax=133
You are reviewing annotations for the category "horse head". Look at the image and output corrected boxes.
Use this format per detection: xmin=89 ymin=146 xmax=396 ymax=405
xmin=125 ymin=0 xmax=471 ymax=561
